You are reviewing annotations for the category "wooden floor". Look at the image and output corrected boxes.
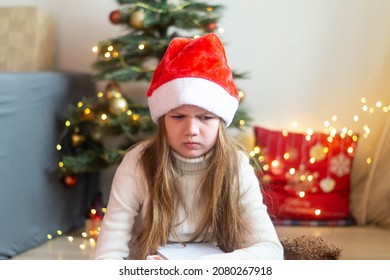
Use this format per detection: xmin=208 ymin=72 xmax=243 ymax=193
xmin=10 ymin=223 xmax=390 ymax=260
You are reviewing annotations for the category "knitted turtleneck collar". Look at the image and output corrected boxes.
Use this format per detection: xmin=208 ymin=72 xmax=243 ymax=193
xmin=172 ymin=149 xmax=213 ymax=175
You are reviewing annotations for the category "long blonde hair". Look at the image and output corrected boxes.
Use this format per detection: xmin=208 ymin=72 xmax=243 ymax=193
xmin=132 ymin=118 xmax=250 ymax=259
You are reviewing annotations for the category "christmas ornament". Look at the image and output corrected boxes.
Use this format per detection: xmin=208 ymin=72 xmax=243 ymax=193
xmin=320 ymin=177 xmax=336 ymax=193
xmin=63 ymin=174 xmax=77 ymax=187
xmin=109 ymin=10 xmax=122 ymax=24
xmin=129 ymin=9 xmax=145 ymax=29
xmin=71 ymin=133 xmax=86 ymax=147
xmin=205 ymin=22 xmax=217 ymax=32
xmin=310 ymin=143 xmax=326 ymax=161
xmin=105 ymin=82 xmax=121 ymax=100
xmin=108 ymin=97 xmax=129 ymax=115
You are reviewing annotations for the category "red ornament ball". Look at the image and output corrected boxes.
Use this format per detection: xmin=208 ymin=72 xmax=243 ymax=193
xmin=64 ymin=175 xmax=77 ymax=187
xmin=109 ymin=10 xmax=122 ymax=24
xmin=206 ymin=22 xmax=217 ymax=32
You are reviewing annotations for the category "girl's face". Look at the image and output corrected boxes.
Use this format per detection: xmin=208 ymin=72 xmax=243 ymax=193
xmin=164 ymin=105 xmax=220 ymax=158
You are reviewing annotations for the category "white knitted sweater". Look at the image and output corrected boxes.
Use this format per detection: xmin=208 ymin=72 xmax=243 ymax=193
xmin=92 ymin=143 xmax=283 ymax=260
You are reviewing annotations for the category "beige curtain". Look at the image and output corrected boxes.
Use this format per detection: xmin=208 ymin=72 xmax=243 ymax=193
xmin=351 ymin=113 xmax=390 ymax=227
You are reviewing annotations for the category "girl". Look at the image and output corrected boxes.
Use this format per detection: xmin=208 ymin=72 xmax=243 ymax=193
xmin=92 ymin=33 xmax=283 ymax=260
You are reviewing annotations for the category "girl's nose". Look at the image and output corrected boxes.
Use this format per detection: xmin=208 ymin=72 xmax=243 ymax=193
xmin=184 ymin=118 xmax=200 ymax=136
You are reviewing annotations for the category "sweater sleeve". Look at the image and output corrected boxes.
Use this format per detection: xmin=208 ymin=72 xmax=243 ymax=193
xmin=92 ymin=146 xmax=145 ymax=260
xmin=199 ymin=153 xmax=284 ymax=260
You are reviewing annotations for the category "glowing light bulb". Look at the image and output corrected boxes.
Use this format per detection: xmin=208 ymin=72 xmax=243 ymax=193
xmin=258 ymin=156 xmax=265 ymax=162
xmin=56 ymin=144 xmax=62 ymax=151
xmin=92 ymin=46 xmax=98 ymax=53
xmin=271 ymin=160 xmax=279 ymax=168
xmin=314 ymin=209 xmax=321 ymax=216
xmin=253 ymin=146 xmax=261 ymax=154
xmin=299 ymin=191 xmax=305 ymax=198
xmin=289 ymin=168 xmax=296 ymax=175
xmin=217 ymin=27 xmax=225 ymax=33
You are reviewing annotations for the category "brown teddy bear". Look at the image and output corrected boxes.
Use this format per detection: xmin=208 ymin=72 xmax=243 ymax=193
xmin=280 ymin=235 xmax=342 ymax=260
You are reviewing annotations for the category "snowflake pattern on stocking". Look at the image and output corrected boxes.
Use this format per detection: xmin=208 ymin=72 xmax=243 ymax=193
xmin=330 ymin=153 xmax=351 ymax=177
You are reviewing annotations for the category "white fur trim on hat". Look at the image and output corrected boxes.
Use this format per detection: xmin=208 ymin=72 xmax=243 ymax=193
xmin=147 ymin=77 xmax=239 ymax=126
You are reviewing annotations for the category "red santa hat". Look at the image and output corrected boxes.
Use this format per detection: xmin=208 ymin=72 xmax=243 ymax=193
xmin=146 ymin=33 xmax=240 ymax=126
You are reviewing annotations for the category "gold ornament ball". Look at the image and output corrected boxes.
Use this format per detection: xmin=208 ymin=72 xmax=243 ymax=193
xmin=129 ymin=9 xmax=145 ymax=29
xmin=71 ymin=134 xmax=86 ymax=147
xmin=310 ymin=144 xmax=327 ymax=161
xmin=109 ymin=97 xmax=129 ymax=115
xmin=105 ymin=87 xmax=121 ymax=100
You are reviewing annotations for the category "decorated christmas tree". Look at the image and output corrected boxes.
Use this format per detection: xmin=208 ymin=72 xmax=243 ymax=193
xmin=57 ymin=0 xmax=251 ymax=188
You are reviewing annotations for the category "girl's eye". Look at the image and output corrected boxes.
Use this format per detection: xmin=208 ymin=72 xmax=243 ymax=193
xmin=171 ymin=115 xmax=185 ymax=119
xmin=199 ymin=115 xmax=215 ymax=120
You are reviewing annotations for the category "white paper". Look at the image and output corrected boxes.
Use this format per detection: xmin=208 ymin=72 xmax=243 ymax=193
xmin=157 ymin=242 xmax=224 ymax=260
